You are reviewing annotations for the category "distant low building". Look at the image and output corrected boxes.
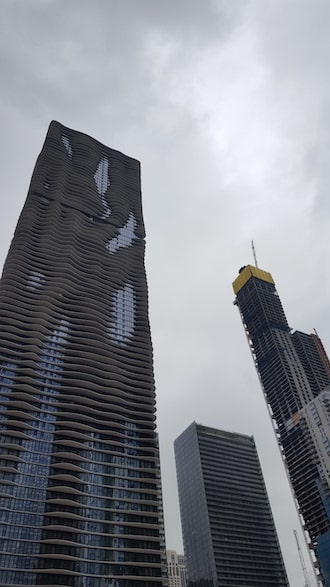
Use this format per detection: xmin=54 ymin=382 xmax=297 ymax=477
xmin=166 ymin=550 xmax=187 ymax=587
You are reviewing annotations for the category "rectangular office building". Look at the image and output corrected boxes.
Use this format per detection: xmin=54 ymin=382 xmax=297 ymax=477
xmin=175 ymin=422 xmax=288 ymax=587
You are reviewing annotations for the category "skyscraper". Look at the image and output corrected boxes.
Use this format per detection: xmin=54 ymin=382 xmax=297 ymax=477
xmin=174 ymin=422 xmax=289 ymax=587
xmin=0 ymin=121 xmax=165 ymax=586
xmin=233 ymin=264 xmax=330 ymax=586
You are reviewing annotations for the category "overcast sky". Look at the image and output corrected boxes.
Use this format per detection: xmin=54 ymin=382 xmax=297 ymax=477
xmin=1 ymin=1 xmax=330 ymax=584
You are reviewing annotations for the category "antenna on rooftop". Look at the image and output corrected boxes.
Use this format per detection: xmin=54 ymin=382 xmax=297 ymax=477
xmin=251 ymin=240 xmax=258 ymax=268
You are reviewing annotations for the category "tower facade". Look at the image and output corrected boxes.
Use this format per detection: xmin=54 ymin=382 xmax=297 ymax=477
xmin=174 ymin=422 xmax=289 ymax=587
xmin=166 ymin=550 xmax=186 ymax=587
xmin=233 ymin=264 xmax=330 ymax=585
xmin=0 ymin=122 xmax=165 ymax=586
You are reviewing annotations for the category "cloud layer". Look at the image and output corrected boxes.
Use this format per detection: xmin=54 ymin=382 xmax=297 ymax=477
xmin=1 ymin=1 xmax=329 ymax=584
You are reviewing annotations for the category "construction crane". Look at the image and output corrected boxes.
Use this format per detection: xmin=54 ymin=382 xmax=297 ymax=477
xmin=294 ymin=529 xmax=312 ymax=587
xmin=251 ymin=240 xmax=258 ymax=268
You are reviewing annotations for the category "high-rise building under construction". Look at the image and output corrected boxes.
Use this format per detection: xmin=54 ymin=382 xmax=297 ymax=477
xmin=233 ymin=264 xmax=330 ymax=586
xmin=0 ymin=121 xmax=165 ymax=586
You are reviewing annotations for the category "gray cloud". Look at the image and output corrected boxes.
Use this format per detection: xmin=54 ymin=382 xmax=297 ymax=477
xmin=0 ymin=1 xmax=329 ymax=584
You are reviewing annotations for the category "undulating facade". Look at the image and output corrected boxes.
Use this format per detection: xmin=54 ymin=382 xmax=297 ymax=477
xmin=233 ymin=264 xmax=330 ymax=586
xmin=174 ymin=422 xmax=289 ymax=587
xmin=0 ymin=121 xmax=166 ymax=586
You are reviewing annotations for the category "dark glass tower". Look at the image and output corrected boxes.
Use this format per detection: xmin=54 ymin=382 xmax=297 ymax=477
xmin=0 ymin=122 xmax=165 ymax=586
xmin=174 ymin=422 xmax=289 ymax=587
xmin=233 ymin=264 xmax=330 ymax=586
